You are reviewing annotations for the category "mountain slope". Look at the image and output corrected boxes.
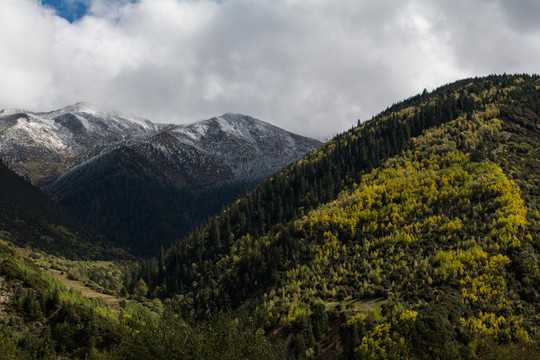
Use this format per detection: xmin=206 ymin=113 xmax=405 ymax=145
xmin=0 ymin=239 xmax=124 ymax=358
xmin=48 ymin=113 xmax=321 ymax=256
xmin=0 ymin=143 xmax=284 ymax=358
xmin=169 ymin=113 xmax=322 ymax=180
xmin=140 ymin=74 xmax=540 ymax=358
xmin=0 ymin=160 xmax=125 ymax=260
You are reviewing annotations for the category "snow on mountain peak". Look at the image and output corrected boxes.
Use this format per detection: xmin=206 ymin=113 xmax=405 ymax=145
xmin=0 ymin=103 xmax=168 ymax=183
xmin=170 ymin=113 xmax=261 ymax=144
xmin=0 ymin=108 xmax=29 ymax=117
xmin=64 ymin=102 xmax=100 ymax=114
xmin=38 ymin=103 xmax=158 ymax=131
xmin=13 ymin=118 xmax=68 ymax=151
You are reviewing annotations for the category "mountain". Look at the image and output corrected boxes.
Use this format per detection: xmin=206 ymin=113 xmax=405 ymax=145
xmin=44 ymin=112 xmax=321 ymax=256
xmin=0 ymin=105 xmax=321 ymax=256
xmin=0 ymin=123 xmax=284 ymax=358
xmin=66 ymin=112 xmax=322 ymax=190
xmin=0 ymin=102 xmax=167 ymax=187
xmin=137 ymin=74 xmax=540 ymax=358
xmin=0 ymin=160 xmax=126 ymax=260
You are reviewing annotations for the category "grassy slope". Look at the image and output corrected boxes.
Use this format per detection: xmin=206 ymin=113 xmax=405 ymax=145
xmin=0 ymin=240 xmax=285 ymax=359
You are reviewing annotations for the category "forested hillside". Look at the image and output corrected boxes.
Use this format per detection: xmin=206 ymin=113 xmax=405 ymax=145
xmin=136 ymin=74 xmax=540 ymax=358
xmin=0 ymin=118 xmax=285 ymax=359
xmin=0 ymin=161 xmax=125 ymax=260
xmin=49 ymin=144 xmax=244 ymax=257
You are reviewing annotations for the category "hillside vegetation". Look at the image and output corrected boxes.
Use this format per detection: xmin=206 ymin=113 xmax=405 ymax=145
xmin=0 ymin=160 xmax=126 ymax=260
xmin=135 ymin=74 xmax=540 ymax=358
xmin=48 ymin=145 xmax=267 ymax=257
xmin=0 ymin=239 xmax=284 ymax=359
xmin=0 ymin=238 xmax=123 ymax=358
xmin=0 ymin=137 xmax=283 ymax=358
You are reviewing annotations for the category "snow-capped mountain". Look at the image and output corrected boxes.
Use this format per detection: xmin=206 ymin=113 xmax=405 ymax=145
xmin=175 ymin=113 xmax=320 ymax=175
xmin=0 ymin=102 xmax=167 ymax=185
xmin=0 ymin=103 xmax=321 ymax=255
xmin=129 ymin=113 xmax=321 ymax=186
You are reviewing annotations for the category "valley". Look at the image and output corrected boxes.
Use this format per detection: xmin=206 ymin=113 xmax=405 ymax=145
xmin=46 ymin=269 xmax=123 ymax=312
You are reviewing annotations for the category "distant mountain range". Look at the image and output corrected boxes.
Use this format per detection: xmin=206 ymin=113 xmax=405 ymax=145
xmin=0 ymin=104 xmax=321 ymax=255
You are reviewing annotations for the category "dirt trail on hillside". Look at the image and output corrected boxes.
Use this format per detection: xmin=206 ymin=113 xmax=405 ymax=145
xmin=47 ymin=269 xmax=123 ymax=312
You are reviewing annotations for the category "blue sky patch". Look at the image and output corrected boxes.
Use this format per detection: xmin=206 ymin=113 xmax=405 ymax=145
xmin=42 ymin=0 xmax=89 ymax=23
xmin=42 ymin=0 xmax=139 ymax=23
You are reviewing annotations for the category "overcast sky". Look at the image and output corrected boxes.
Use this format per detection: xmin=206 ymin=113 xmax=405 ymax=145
xmin=1 ymin=0 xmax=539 ymax=139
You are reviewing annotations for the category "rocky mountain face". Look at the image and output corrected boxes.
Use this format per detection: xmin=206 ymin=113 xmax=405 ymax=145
xmin=0 ymin=104 xmax=321 ymax=255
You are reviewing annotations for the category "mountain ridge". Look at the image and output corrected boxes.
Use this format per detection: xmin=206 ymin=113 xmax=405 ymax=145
xmin=0 ymin=104 xmax=320 ymax=187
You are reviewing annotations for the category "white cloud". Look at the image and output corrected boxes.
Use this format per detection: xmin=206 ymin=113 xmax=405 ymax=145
xmin=1 ymin=0 xmax=539 ymax=138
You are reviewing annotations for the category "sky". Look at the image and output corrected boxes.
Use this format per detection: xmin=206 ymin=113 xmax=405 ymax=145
xmin=0 ymin=0 xmax=539 ymax=139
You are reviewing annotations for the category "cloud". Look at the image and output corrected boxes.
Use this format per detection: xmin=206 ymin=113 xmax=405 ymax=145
xmin=1 ymin=0 xmax=539 ymax=139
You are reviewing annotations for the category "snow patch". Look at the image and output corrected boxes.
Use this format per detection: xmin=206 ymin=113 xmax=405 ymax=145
xmin=10 ymin=118 xmax=67 ymax=151
xmin=216 ymin=116 xmax=237 ymax=134
xmin=38 ymin=102 xmax=160 ymax=133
